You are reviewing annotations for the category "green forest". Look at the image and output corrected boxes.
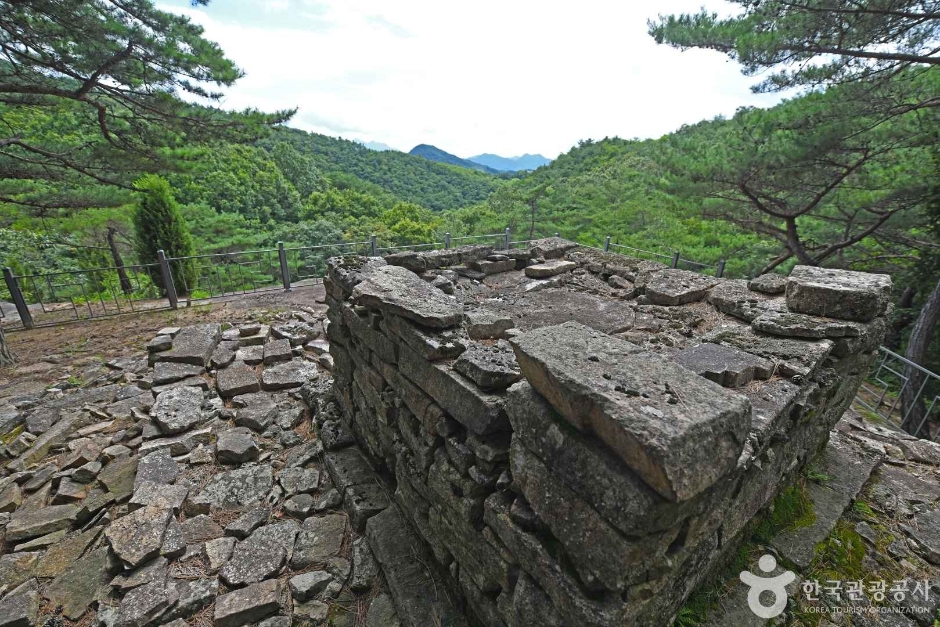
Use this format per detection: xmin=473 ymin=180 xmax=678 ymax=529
xmin=1 ymin=0 xmax=939 ymax=379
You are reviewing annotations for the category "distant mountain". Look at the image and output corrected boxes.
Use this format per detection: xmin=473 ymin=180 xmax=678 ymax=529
xmin=409 ymin=144 xmax=499 ymax=174
xmin=356 ymin=140 xmax=396 ymax=152
xmin=468 ymin=153 xmax=551 ymax=172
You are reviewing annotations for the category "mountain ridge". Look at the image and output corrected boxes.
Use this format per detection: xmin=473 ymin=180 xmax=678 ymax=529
xmin=408 ymin=144 xmax=499 ymax=174
xmin=468 ymin=152 xmax=551 ymax=172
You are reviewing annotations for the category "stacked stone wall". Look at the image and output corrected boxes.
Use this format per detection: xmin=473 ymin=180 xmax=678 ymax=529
xmin=323 ymin=240 xmax=891 ymax=627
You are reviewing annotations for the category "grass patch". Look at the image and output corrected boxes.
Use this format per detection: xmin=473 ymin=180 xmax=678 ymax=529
xmin=672 ymin=542 xmax=757 ymax=627
xmin=811 ymin=520 xmax=867 ymax=582
xmin=754 ymin=481 xmax=817 ymax=543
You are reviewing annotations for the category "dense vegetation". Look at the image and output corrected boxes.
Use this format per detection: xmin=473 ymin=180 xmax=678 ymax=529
xmin=409 ymin=144 xmax=500 ymax=175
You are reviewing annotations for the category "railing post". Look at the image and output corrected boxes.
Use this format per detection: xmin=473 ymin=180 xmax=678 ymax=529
xmin=604 ymin=236 xmax=611 ymax=253
xmin=3 ymin=268 xmax=32 ymax=329
xmin=554 ymin=232 xmax=559 ymax=238
xmin=370 ymin=234 xmax=377 ymax=257
xmin=278 ymin=242 xmax=291 ymax=291
xmin=444 ymin=232 xmax=451 ymax=250
xmin=157 ymin=250 xmax=178 ymax=309
xmin=716 ymin=260 xmax=726 ymax=278
xmin=504 ymin=228 xmax=510 ymax=251
xmin=670 ymin=251 xmax=680 ymax=269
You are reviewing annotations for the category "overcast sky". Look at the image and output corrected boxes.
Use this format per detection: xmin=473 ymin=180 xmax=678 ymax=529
xmin=161 ymin=0 xmax=785 ymax=159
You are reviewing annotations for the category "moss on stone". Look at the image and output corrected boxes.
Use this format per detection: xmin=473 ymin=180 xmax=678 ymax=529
xmin=672 ymin=542 xmax=758 ymax=627
xmin=0 ymin=423 xmax=23 ymax=445
xmin=754 ymin=481 xmax=817 ymax=543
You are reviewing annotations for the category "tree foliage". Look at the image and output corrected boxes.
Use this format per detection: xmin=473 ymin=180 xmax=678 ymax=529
xmin=133 ymin=174 xmax=195 ymax=292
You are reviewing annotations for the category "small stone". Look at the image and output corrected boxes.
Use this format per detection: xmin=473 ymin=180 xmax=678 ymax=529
xmin=158 ymin=323 xmax=221 ymax=367
xmin=181 ymin=514 xmax=224 ymax=544
xmin=344 ymin=484 xmax=389 ymax=532
xmin=453 ymin=340 xmax=522 ymax=392
xmin=350 ymin=537 xmax=378 ymax=591
xmin=644 ymin=269 xmax=719 ymax=306
xmin=260 ymin=360 xmax=318 ymax=391
xmin=150 ymin=386 xmax=206 ymax=435
xmin=213 ymin=578 xmax=281 ymax=627
xmin=72 ymin=461 xmax=102 ymax=484
xmin=219 ymin=536 xmax=286 ymax=586
xmin=0 ymin=483 xmax=22 ymax=513
xmin=283 ymin=494 xmax=314 ymax=518
xmin=225 ymin=506 xmax=270 ymax=539
xmin=289 ymin=571 xmax=333 ymax=601
xmin=187 ymin=465 xmax=273 ymax=513
xmin=748 ymin=273 xmax=787 ymax=295
xmin=524 ymin=259 xmax=577 ymax=278
xmin=161 ymin=518 xmax=185 ymax=559
xmin=293 ymin=600 xmax=329 ymax=624
xmin=203 ymin=536 xmax=236 ymax=571
xmin=313 ymin=489 xmax=342 ymax=514
xmin=290 ymin=514 xmax=346 ymax=569
xmin=216 ymin=361 xmax=261 ymax=397
xmin=352 ymin=265 xmax=462 ymax=329
xmin=463 ymin=309 xmax=513 ymax=340
xmin=129 ymin=482 xmax=188 ymax=512
xmin=235 ymin=345 xmax=263 ymax=365
xmin=147 ymin=335 xmax=172 ymax=353
xmin=234 ymin=403 xmax=277 ymax=433
xmin=105 ymin=506 xmax=173 ymax=568
xmin=162 ymin=578 xmax=218 ymax=622
xmin=135 ymin=450 xmax=179 ymax=488
xmin=118 ymin=579 xmax=179 ymax=627
xmin=216 ymin=430 xmax=259 ymax=465
xmin=111 ymin=556 xmax=168 ymax=590
xmin=262 ymin=339 xmax=292 ymax=365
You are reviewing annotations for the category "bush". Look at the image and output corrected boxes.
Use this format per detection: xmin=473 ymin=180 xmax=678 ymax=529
xmin=133 ymin=175 xmax=197 ymax=294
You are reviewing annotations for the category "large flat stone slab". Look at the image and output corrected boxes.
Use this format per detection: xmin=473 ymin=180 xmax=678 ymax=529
xmin=644 ymin=269 xmax=720 ymax=306
xmin=43 ymin=547 xmax=110 ymax=620
xmin=105 ymin=505 xmax=173 ymax=568
xmin=352 ymin=265 xmax=462 ymax=329
xmin=701 ymin=324 xmax=833 ymax=378
xmin=771 ymin=431 xmax=883 ymax=569
xmin=786 ymin=265 xmax=892 ymax=322
xmin=213 ymin=579 xmax=281 ymax=627
xmin=673 ymin=342 xmax=774 ymax=388
xmin=260 ymin=359 xmax=318 ymax=391
xmin=216 ymin=361 xmax=260 ymax=397
xmin=6 ymin=504 xmax=78 ymax=542
xmin=158 ymin=323 xmax=221 ymax=366
xmin=187 ymin=465 xmax=273 ymax=513
xmin=366 ymin=507 xmax=468 ymax=627
xmin=510 ymin=322 xmax=751 ymax=501
xmin=524 ymin=259 xmax=577 ymax=279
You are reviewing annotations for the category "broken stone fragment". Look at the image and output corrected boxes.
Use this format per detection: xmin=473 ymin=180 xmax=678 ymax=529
xmin=352 ymin=265 xmax=462 ymax=329
xmin=751 ymin=309 xmax=869 ymax=340
xmin=510 ymin=321 xmax=751 ymax=501
xmin=673 ymin=342 xmax=774 ymax=388
xmin=105 ymin=505 xmax=172 ymax=568
xmin=219 ymin=535 xmax=286 ymax=586
xmin=151 ymin=362 xmax=204 ymax=386
xmin=157 ymin=323 xmax=221 ymax=367
xmin=213 ymin=578 xmax=281 ymax=627
xmin=260 ymin=359 xmax=318 ymax=391
xmin=0 ymin=578 xmax=39 ymax=627
xmin=215 ymin=429 xmax=260 ymax=465
xmin=463 ymin=309 xmax=514 ymax=340
xmin=527 ymin=237 xmax=579 ymax=259
xmin=707 ymin=279 xmax=784 ymax=322
xmin=524 ymin=259 xmax=577 ymax=279
xmin=6 ymin=504 xmax=78 ymax=542
xmin=701 ymin=324 xmax=833 ymax=379
xmin=453 ymin=341 xmax=522 ymax=392
xmin=748 ymin=273 xmax=787 ymax=295
xmin=187 ymin=465 xmax=273 ymax=513
xmin=786 ymin=265 xmax=892 ymax=322
xmin=262 ymin=339 xmax=292 ymax=365
xmin=643 ymin=269 xmax=720 ymax=306
xmin=150 ymin=386 xmax=206 ymax=435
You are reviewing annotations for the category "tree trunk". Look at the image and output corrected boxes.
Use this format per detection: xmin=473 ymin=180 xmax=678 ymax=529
xmin=107 ymin=227 xmax=133 ymax=295
xmin=885 ymin=286 xmax=917 ymax=350
xmin=902 ymin=278 xmax=940 ymax=436
xmin=0 ymin=327 xmax=15 ymax=367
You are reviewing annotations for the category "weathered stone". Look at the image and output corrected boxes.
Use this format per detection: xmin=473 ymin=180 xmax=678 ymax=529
xmin=137 ymin=429 xmax=210 ymax=458
xmin=135 ymin=450 xmax=178 ymax=488
xmin=293 ymin=601 xmax=329 ymax=625
xmin=180 ymin=514 xmax=224 ymax=544
xmin=290 ymin=514 xmax=346 ymax=569
xmin=284 ymin=494 xmax=314 ymax=518
xmin=129 ymin=482 xmax=188 ymax=512
xmin=528 ymin=237 xmax=578 ymax=259
xmin=152 ymin=362 xmax=204 ymax=386
xmin=225 ymin=506 xmax=270 ymax=539
xmin=701 ymin=324 xmax=833 ymax=378
xmin=366 ymin=507 xmax=467 ymax=627
xmin=72 ymin=460 xmax=101 ymax=484
xmin=204 ymin=536 xmax=236 ymax=571
xmin=0 ymin=554 xmax=38 ymax=590
xmin=158 ymin=324 xmax=221 ymax=366
xmin=707 ymin=279 xmax=783 ymax=322
xmin=111 ymin=556 xmax=168 ymax=590
xmin=0 ymin=483 xmax=22 ymax=513
xmin=118 ymin=579 xmax=178 ymax=627
xmin=262 ymin=339 xmax=293 ymax=366
xmin=752 ymin=308 xmax=871 ymax=340
xmin=260 ymin=359 xmax=318 ymax=391
xmin=13 ymin=529 xmax=66 ymax=552
xmin=352 ymin=265 xmax=462 ymax=329
xmin=453 ymin=340 xmax=522 ymax=392
xmin=467 ymin=258 xmax=515 ymax=275
xmin=213 ymin=579 xmax=281 ymax=627
xmin=272 ymin=321 xmax=320 ymax=347
xmin=162 ymin=578 xmax=218 ymax=622
xmin=187 ymin=465 xmax=273 ymax=513
xmin=289 ymin=571 xmax=332 ymax=601
xmin=234 ymin=345 xmax=263 ymax=365
xmin=216 ymin=429 xmax=259 ymax=464
xmin=150 ymin=386 xmax=206 ymax=435
xmin=105 ymin=505 xmax=172 ymax=567
xmin=384 ymin=315 xmax=466 ymax=361
xmin=313 ymin=489 xmax=342 ymax=514
xmin=219 ymin=535 xmax=286 ymax=586
xmin=350 ymin=537 xmax=378 ymax=591
xmin=673 ymin=342 xmax=774 ymax=388
xmin=211 ymin=345 xmax=236 ymax=369
xmin=44 ymin=547 xmax=110 ymax=620
xmin=786 ymin=265 xmax=892 ymax=322
xmin=147 ymin=335 xmax=172 ymax=353
xmin=324 ymin=448 xmax=376 ymax=493
xmin=644 ymin=269 xmax=719 ymax=306
xmin=524 ymin=259 xmax=577 ymax=278
xmin=320 ymin=419 xmax=355 ymax=451
xmin=34 ymin=528 xmax=100 ymax=578
xmin=216 ymin=362 xmax=260 ymax=397
xmin=234 ymin=403 xmax=277 ymax=433
xmin=366 ymin=593 xmax=401 ymax=627
xmin=344 ymin=483 xmax=390 ymax=532
xmin=510 ymin=322 xmax=751 ymax=501
xmin=463 ymin=309 xmax=514 ymax=340
xmin=399 ymin=343 xmax=508 ymax=435
xmin=748 ymin=273 xmax=787 ymax=295
xmin=6 ymin=504 xmax=78 ymax=541
xmin=238 ymin=325 xmax=270 ymax=347
xmin=0 ymin=579 xmax=39 ymax=627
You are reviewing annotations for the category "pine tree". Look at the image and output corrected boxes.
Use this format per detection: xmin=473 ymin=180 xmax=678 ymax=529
xmin=133 ymin=175 xmax=196 ymax=294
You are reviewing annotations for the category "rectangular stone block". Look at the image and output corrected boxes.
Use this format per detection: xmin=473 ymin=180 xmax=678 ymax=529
xmin=352 ymin=265 xmax=462 ymax=329
xmin=786 ymin=265 xmax=892 ymax=322
xmin=398 ymin=343 xmax=509 ymax=435
xmin=510 ymin=322 xmax=751 ymax=501
xmin=158 ymin=324 xmax=221 ymax=367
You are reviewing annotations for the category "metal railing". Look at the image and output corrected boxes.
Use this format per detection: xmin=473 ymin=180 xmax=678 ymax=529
xmin=853 ymin=346 xmax=940 ymax=440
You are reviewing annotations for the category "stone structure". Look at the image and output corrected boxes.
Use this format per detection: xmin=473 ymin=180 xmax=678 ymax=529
xmin=324 ymin=239 xmax=891 ymax=627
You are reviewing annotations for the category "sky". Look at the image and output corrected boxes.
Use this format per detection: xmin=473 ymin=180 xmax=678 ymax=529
xmin=160 ymin=0 xmax=786 ymax=159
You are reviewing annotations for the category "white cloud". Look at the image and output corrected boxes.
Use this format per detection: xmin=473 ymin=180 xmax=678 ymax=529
xmin=165 ymin=0 xmax=785 ymax=158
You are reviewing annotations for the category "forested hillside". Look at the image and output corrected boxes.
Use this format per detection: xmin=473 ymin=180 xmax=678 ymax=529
xmin=408 ymin=144 xmax=500 ymax=175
